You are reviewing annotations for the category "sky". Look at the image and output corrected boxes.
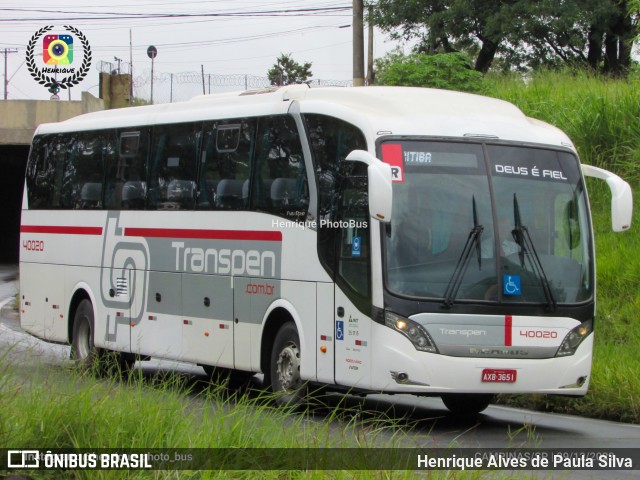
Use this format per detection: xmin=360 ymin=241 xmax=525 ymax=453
xmin=0 ymin=0 xmax=409 ymax=103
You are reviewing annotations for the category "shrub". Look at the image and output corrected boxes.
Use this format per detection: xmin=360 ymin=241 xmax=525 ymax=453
xmin=375 ymin=52 xmax=487 ymax=93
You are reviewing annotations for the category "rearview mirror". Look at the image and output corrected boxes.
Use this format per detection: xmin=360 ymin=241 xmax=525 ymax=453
xmin=582 ymin=164 xmax=632 ymax=232
xmin=345 ymin=150 xmax=393 ymax=223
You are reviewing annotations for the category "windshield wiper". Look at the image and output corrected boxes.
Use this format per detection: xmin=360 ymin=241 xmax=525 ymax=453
xmin=511 ymin=194 xmax=557 ymax=312
xmin=442 ymin=196 xmax=483 ymax=309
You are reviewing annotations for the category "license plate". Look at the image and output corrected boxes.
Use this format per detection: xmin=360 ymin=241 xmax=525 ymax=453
xmin=481 ymin=369 xmax=517 ymax=383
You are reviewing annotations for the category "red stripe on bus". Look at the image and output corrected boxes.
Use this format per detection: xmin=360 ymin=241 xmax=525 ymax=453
xmin=505 ymin=315 xmax=513 ymax=346
xmin=124 ymin=227 xmax=282 ymax=242
xmin=20 ymin=225 xmax=103 ymax=235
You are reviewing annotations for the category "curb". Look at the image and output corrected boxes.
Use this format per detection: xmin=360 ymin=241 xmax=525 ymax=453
xmin=0 ymin=304 xmax=20 ymax=322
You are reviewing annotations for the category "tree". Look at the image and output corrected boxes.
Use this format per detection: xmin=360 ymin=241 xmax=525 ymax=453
xmin=375 ymin=51 xmax=487 ymax=93
xmin=267 ymin=53 xmax=313 ymax=86
xmin=516 ymin=0 xmax=638 ymax=75
xmin=371 ymin=0 xmax=520 ymax=73
xmin=371 ymin=0 xmax=638 ymax=75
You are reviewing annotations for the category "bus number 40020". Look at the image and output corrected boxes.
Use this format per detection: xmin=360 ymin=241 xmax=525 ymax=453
xmin=519 ymin=330 xmax=558 ymax=339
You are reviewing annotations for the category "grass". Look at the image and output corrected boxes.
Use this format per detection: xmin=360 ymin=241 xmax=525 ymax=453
xmin=0 ymin=351 xmax=506 ymax=479
xmin=486 ymin=69 xmax=640 ymax=182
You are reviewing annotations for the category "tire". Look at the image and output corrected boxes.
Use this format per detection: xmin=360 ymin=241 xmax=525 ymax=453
xmin=441 ymin=393 xmax=494 ymax=416
xmin=270 ymin=322 xmax=305 ymax=406
xmin=71 ymin=299 xmax=135 ymax=377
xmin=70 ymin=299 xmax=100 ymax=371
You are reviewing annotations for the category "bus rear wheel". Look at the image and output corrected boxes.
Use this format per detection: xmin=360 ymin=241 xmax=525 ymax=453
xmin=441 ymin=393 xmax=494 ymax=416
xmin=270 ymin=322 xmax=305 ymax=406
xmin=71 ymin=299 xmax=100 ymax=371
xmin=71 ymin=299 xmax=134 ymax=376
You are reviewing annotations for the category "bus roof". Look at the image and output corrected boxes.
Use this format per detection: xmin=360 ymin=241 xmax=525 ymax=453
xmin=34 ymin=85 xmax=574 ymax=149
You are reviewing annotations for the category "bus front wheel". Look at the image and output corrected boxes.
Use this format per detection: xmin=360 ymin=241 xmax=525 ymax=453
xmin=441 ymin=393 xmax=494 ymax=416
xmin=270 ymin=322 xmax=306 ymax=406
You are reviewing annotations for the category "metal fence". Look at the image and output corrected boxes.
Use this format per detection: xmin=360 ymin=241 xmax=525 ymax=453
xmin=98 ymin=61 xmax=352 ymax=104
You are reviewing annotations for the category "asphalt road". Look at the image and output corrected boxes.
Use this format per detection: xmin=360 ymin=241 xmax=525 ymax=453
xmin=2 ymin=265 xmax=638 ymax=479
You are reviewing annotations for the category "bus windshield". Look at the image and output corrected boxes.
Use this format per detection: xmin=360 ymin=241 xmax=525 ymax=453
xmin=381 ymin=140 xmax=592 ymax=306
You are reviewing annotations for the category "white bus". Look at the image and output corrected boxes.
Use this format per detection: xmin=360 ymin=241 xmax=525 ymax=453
xmin=20 ymin=85 xmax=632 ymax=414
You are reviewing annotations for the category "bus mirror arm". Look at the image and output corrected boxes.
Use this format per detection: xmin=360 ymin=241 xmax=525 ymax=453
xmin=346 ymin=150 xmax=393 ymax=223
xmin=581 ymin=164 xmax=633 ymax=232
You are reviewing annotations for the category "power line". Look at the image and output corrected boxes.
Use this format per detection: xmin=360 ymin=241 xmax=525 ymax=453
xmin=0 ymin=6 xmax=352 ymax=22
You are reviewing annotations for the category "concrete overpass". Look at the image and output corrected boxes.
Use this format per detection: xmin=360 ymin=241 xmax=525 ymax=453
xmin=0 ymin=92 xmax=104 ymax=262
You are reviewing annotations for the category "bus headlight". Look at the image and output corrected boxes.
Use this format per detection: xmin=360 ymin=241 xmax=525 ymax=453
xmin=385 ymin=311 xmax=438 ymax=353
xmin=556 ymin=320 xmax=593 ymax=357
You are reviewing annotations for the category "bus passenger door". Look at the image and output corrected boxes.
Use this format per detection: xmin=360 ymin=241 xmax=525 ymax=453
xmin=333 ymin=176 xmax=372 ymax=389
xmin=334 ymin=285 xmax=372 ymax=388
xmin=316 ymin=282 xmax=335 ymax=384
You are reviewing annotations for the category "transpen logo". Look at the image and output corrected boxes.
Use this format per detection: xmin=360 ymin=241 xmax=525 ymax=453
xmin=440 ymin=328 xmax=487 ymax=337
xmin=171 ymin=241 xmax=277 ymax=277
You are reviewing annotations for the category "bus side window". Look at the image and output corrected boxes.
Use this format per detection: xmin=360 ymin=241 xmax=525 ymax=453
xmin=68 ymin=134 xmax=105 ymax=210
xmin=148 ymin=123 xmax=199 ymax=210
xmin=100 ymin=131 xmax=118 ymax=210
xmin=197 ymin=119 xmax=254 ymax=210
xmin=26 ymin=135 xmax=52 ymax=209
xmin=303 ymin=114 xmax=368 ymax=278
xmin=49 ymin=135 xmax=71 ymax=209
xmin=104 ymin=130 xmax=149 ymax=210
xmin=253 ymin=115 xmax=308 ymax=220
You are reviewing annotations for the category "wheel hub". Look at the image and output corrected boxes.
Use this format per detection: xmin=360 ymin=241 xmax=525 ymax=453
xmin=276 ymin=342 xmax=300 ymax=391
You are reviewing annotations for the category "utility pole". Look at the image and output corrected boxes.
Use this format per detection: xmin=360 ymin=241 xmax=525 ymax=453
xmin=3 ymin=48 xmax=18 ymax=100
xmin=201 ymin=64 xmax=205 ymax=94
xmin=147 ymin=45 xmax=157 ymax=104
xmin=367 ymin=4 xmax=374 ymax=85
xmin=352 ymin=0 xmax=365 ymax=86
xmin=129 ymin=29 xmax=133 ymax=106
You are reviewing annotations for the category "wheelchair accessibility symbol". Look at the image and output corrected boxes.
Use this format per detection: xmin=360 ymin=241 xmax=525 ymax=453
xmin=351 ymin=236 xmax=361 ymax=257
xmin=503 ymin=275 xmax=521 ymax=296
xmin=336 ymin=320 xmax=344 ymax=341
